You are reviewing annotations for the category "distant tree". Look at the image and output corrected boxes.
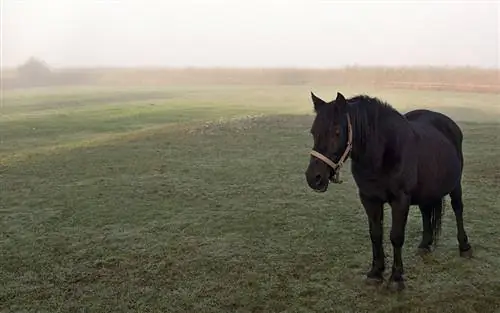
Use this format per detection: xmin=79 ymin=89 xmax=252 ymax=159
xmin=17 ymin=57 xmax=52 ymax=83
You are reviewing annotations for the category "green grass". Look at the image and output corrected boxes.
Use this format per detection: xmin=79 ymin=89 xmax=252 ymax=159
xmin=1 ymin=86 xmax=499 ymax=312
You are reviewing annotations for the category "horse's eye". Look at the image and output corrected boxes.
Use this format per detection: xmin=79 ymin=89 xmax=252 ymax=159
xmin=334 ymin=128 xmax=340 ymax=136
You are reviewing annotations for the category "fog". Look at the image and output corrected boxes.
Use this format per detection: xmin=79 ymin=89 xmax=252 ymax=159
xmin=2 ymin=0 xmax=499 ymax=68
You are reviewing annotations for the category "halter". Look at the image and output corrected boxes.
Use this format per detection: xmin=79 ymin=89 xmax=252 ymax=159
xmin=310 ymin=113 xmax=353 ymax=184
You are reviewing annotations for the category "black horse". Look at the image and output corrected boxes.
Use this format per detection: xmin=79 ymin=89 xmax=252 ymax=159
xmin=305 ymin=92 xmax=472 ymax=291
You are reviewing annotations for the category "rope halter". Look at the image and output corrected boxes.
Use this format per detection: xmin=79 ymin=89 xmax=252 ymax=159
xmin=310 ymin=114 xmax=353 ymax=184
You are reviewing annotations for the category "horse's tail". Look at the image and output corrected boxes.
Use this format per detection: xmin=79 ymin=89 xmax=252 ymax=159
xmin=431 ymin=197 xmax=446 ymax=247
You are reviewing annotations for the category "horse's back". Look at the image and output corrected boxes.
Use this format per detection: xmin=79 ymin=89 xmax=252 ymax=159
xmin=405 ymin=109 xmax=463 ymax=162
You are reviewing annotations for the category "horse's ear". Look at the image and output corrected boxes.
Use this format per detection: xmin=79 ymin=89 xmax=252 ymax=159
xmin=335 ymin=92 xmax=347 ymax=109
xmin=336 ymin=92 xmax=346 ymax=103
xmin=311 ymin=92 xmax=326 ymax=111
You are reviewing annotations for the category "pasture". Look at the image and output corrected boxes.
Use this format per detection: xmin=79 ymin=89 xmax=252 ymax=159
xmin=1 ymin=85 xmax=499 ymax=312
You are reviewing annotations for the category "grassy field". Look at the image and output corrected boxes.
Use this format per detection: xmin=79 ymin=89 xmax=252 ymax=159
xmin=1 ymin=85 xmax=499 ymax=312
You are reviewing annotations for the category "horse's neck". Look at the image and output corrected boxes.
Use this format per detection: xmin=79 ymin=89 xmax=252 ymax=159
xmin=350 ymin=133 xmax=385 ymax=171
xmin=350 ymin=112 xmax=409 ymax=172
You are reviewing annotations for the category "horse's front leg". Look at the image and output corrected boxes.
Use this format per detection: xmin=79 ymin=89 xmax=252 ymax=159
xmin=388 ymin=192 xmax=411 ymax=291
xmin=360 ymin=193 xmax=385 ymax=285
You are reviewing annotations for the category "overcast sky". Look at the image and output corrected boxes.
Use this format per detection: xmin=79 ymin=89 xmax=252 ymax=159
xmin=2 ymin=0 xmax=499 ymax=68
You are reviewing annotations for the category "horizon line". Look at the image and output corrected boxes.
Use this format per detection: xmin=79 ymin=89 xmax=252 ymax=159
xmin=2 ymin=64 xmax=499 ymax=71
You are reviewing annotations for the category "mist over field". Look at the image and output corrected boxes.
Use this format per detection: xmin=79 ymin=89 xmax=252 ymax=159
xmin=2 ymin=0 xmax=499 ymax=91
xmin=3 ymin=0 xmax=500 ymax=68
xmin=2 ymin=0 xmax=499 ymax=92
xmin=2 ymin=1 xmax=500 ymax=312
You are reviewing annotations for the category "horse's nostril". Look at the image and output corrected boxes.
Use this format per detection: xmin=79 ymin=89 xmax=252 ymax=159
xmin=315 ymin=174 xmax=322 ymax=184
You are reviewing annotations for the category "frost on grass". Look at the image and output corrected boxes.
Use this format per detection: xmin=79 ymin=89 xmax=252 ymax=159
xmin=188 ymin=114 xmax=266 ymax=135
xmin=187 ymin=114 xmax=311 ymax=136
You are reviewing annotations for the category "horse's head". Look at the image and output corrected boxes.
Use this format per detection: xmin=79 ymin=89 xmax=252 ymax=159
xmin=305 ymin=91 xmax=352 ymax=192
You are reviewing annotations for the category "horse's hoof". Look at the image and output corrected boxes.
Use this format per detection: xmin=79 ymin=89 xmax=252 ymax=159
xmin=365 ymin=276 xmax=384 ymax=286
xmin=386 ymin=280 xmax=405 ymax=292
xmin=460 ymin=246 xmax=473 ymax=258
xmin=416 ymin=247 xmax=431 ymax=256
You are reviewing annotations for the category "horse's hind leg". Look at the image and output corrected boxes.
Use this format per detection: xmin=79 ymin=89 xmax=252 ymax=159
xmin=450 ymin=183 xmax=473 ymax=257
xmin=417 ymin=204 xmax=434 ymax=255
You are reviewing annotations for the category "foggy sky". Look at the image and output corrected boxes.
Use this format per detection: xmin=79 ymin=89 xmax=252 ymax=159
xmin=2 ymin=0 xmax=499 ymax=68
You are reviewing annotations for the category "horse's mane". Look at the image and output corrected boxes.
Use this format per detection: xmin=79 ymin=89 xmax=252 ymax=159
xmin=346 ymin=95 xmax=406 ymax=157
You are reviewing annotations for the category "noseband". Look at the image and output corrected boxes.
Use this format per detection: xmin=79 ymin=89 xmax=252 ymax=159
xmin=310 ymin=114 xmax=353 ymax=184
